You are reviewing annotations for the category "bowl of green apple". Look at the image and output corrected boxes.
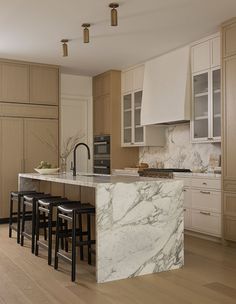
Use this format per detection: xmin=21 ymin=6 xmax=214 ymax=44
xmin=34 ymin=161 xmax=59 ymax=175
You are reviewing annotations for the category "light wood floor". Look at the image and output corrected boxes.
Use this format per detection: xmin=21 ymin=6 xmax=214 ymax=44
xmin=0 ymin=225 xmax=236 ymax=304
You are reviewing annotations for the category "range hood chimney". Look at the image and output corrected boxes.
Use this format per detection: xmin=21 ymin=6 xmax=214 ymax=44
xmin=141 ymin=46 xmax=191 ymax=125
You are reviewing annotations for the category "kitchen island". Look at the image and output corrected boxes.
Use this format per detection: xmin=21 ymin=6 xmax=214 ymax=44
xmin=19 ymin=173 xmax=184 ymax=283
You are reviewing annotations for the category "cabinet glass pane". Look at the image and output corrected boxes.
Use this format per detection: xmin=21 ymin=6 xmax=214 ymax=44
xmin=134 ymin=91 xmax=142 ymax=108
xmin=124 ymin=129 xmax=131 ymax=143
xmin=124 ymin=111 xmax=131 ymax=128
xmin=193 ymin=73 xmax=209 ymax=138
xmin=123 ymin=94 xmax=132 ymax=110
xmin=213 ymin=69 xmax=221 ymax=138
xmin=135 ymin=127 xmax=144 ymax=143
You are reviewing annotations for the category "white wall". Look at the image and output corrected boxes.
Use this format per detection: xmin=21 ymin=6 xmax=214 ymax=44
xmin=60 ymin=74 xmax=93 ymax=173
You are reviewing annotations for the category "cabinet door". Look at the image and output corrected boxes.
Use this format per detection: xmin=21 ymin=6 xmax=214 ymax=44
xmin=0 ymin=118 xmax=24 ymax=218
xmin=24 ymin=118 xmax=58 ymax=172
xmin=122 ymin=70 xmax=133 ymax=93
xmin=133 ymin=66 xmax=144 ymax=91
xmin=212 ymin=37 xmax=221 ymax=68
xmin=192 ymin=72 xmax=209 ymax=140
xmin=122 ymin=93 xmax=132 ymax=144
xmin=134 ymin=91 xmax=144 ymax=143
xmin=94 ymin=95 xmax=111 ymax=136
xmin=224 ymin=216 xmax=236 ymax=241
xmin=0 ymin=62 xmax=29 ymax=103
xmin=223 ymin=23 xmax=236 ymax=57
xmin=212 ymin=68 xmax=221 ymax=139
xmin=192 ymin=41 xmax=211 ymax=73
xmin=223 ymin=56 xmax=236 ymax=180
xmin=30 ymin=65 xmax=59 ymax=105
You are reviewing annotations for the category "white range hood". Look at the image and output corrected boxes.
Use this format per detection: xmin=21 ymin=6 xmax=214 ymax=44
xmin=141 ymin=46 xmax=191 ymax=125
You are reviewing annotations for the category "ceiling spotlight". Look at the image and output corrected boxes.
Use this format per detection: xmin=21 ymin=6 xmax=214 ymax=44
xmin=61 ymin=39 xmax=68 ymax=57
xmin=109 ymin=3 xmax=119 ymax=26
xmin=82 ymin=23 xmax=90 ymax=43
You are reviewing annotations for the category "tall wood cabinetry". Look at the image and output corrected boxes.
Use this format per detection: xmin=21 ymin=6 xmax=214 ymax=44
xmin=93 ymin=70 xmax=139 ymax=169
xmin=0 ymin=59 xmax=59 ymax=220
xmin=222 ymin=18 xmax=236 ymax=242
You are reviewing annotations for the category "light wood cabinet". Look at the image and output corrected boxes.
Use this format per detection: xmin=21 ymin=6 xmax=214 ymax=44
xmin=0 ymin=118 xmax=24 ymax=218
xmin=222 ymin=18 xmax=236 ymax=242
xmin=0 ymin=62 xmax=29 ymax=103
xmin=24 ymin=118 xmax=58 ymax=172
xmin=30 ymin=65 xmax=59 ymax=105
xmin=93 ymin=70 xmax=139 ymax=170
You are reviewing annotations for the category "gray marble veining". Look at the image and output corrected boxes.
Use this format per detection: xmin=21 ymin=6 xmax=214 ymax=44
xmin=19 ymin=173 xmax=184 ymax=283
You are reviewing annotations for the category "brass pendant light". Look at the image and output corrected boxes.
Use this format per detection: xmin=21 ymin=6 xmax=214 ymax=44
xmin=82 ymin=23 xmax=90 ymax=43
xmin=61 ymin=39 xmax=68 ymax=57
xmin=109 ymin=3 xmax=119 ymax=26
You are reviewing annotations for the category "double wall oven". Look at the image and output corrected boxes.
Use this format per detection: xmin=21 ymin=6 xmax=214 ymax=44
xmin=93 ymin=135 xmax=110 ymax=174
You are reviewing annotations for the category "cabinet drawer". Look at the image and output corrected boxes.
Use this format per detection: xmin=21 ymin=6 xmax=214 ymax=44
xmin=192 ymin=189 xmax=221 ymax=213
xmin=191 ymin=210 xmax=221 ymax=236
xmin=184 ymin=207 xmax=191 ymax=229
xmin=183 ymin=188 xmax=191 ymax=208
xmin=192 ymin=178 xmax=221 ymax=190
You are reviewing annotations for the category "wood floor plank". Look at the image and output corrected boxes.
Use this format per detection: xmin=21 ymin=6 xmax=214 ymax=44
xmin=0 ymin=224 xmax=236 ymax=304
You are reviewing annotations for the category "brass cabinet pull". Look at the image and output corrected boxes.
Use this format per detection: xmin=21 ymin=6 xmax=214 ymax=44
xmin=200 ymin=211 xmax=211 ymax=216
xmin=184 ymin=208 xmax=186 ymax=211
xmin=200 ymin=191 xmax=211 ymax=194
xmin=202 ymin=182 xmax=207 ymax=185
xmin=183 ymin=189 xmax=187 ymax=192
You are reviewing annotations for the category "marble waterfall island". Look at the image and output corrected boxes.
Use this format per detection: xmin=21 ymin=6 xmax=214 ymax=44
xmin=19 ymin=173 xmax=184 ymax=283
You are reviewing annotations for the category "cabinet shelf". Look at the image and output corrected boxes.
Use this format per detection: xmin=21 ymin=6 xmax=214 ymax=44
xmin=214 ymin=114 xmax=221 ymax=118
xmin=195 ymin=115 xmax=208 ymax=120
xmin=213 ymin=89 xmax=221 ymax=94
xmin=194 ymin=92 xmax=208 ymax=98
xmin=124 ymin=126 xmax=132 ymax=130
xmin=124 ymin=108 xmax=132 ymax=112
xmin=135 ymin=106 xmax=141 ymax=110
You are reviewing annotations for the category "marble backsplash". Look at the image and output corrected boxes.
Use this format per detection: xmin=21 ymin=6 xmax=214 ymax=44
xmin=139 ymin=124 xmax=221 ymax=170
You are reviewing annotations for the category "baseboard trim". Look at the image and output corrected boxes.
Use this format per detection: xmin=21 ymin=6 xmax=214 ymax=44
xmin=184 ymin=229 xmax=222 ymax=243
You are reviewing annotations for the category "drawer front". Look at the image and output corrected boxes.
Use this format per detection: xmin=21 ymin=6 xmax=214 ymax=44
xmin=183 ymin=188 xmax=191 ymax=208
xmin=184 ymin=208 xmax=191 ymax=229
xmin=192 ymin=189 xmax=221 ymax=213
xmin=192 ymin=178 xmax=221 ymax=190
xmin=191 ymin=210 xmax=221 ymax=236
xmin=175 ymin=177 xmax=191 ymax=187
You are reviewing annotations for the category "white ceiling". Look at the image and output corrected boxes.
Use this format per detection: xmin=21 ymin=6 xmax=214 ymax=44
xmin=1 ymin=0 xmax=236 ymax=76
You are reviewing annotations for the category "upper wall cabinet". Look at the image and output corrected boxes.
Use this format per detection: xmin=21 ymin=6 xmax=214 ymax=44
xmin=192 ymin=36 xmax=220 ymax=73
xmin=222 ymin=20 xmax=236 ymax=58
xmin=121 ymin=65 xmax=165 ymax=147
xmin=30 ymin=65 xmax=59 ymax=105
xmin=0 ymin=62 xmax=29 ymax=103
xmin=191 ymin=33 xmax=221 ymax=143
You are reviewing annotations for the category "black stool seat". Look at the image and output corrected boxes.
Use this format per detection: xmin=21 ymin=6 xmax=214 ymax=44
xmin=21 ymin=194 xmax=60 ymax=254
xmin=38 ymin=197 xmax=69 ymax=207
xmin=58 ymin=202 xmax=95 ymax=214
xmin=9 ymin=190 xmax=41 ymax=244
xmin=55 ymin=200 xmax=95 ymax=282
xmin=11 ymin=190 xmax=37 ymax=197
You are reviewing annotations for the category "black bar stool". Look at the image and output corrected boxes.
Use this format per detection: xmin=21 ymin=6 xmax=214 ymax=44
xmin=35 ymin=197 xmax=70 ymax=265
xmin=21 ymin=193 xmax=60 ymax=253
xmin=9 ymin=190 xmax=38 ymax=243
xmin=54 ymin=202 xmax=95 ymax=282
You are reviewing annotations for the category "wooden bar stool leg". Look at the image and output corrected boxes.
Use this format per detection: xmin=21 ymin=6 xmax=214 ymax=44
xmin=9 ymin=195 xmax=13 ymax=238
xmin=17 ymin=196 xmax=21 ymax=244
xmin=54 ymin=211 xmax=60 ymax=270
xmin=31 ymin=200 xmax=36 ymax=254
xmin=48 ymin=205 xmax=53 ymax=265
xmin=35 ymin=204 xmax=40 ymax=256
xmin=21 ymin=200 xmax=26 ymax=246
xmin=71 ymin=211 xmax=77 ymax=282
xmin=43 ymin=212 xmax=47 ymax=241
xmin=79 ymin=213 xmax=84 ymax=260
xmin=87 ymin=214 xmax=92 ymax=265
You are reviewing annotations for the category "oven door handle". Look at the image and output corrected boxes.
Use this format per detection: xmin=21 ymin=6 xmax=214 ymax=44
xmin=94 ymin=165 xmax=109 ymax=169
xmin=94 ymin=141 xmax=109 ymax=145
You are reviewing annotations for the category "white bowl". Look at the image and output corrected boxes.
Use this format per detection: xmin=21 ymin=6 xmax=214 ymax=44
xmin=34 ymin=168 xmax=60 ymax=175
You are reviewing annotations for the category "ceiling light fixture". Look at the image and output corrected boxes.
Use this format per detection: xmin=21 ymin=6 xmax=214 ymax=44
xmin=82 ymin=23 xmax=90 ymax=43
xmin=109 ymin=3 xmax=119 ymax=26
xmin=61 ymin=39 xmax=68 ymax=57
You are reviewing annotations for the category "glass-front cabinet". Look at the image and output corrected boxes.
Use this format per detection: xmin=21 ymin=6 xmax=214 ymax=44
xmin=192 ymin=68 xmax=221 ymax=142
xmin=122 ymin=90 xmax=144 ymax=145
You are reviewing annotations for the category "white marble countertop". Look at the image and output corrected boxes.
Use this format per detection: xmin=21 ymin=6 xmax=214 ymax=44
xmin=19 ymin=172 xmax=176 ymax=188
